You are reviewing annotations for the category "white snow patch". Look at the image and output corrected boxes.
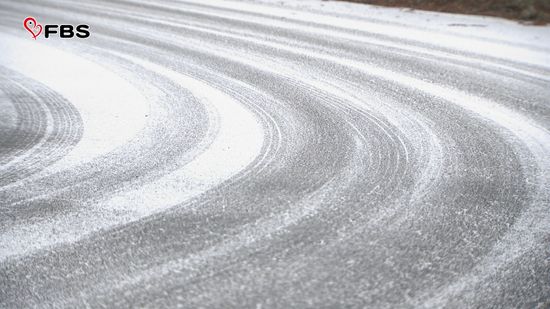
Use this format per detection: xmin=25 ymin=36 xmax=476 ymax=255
xmin=0 ymin=33 xmax=149 ymax=174
xmin=0 ymin=54 xmax=264 ymax=261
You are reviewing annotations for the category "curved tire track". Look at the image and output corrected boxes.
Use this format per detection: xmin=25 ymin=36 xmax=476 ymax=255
xmin=0 ymin=0 xmax=549 ymax=308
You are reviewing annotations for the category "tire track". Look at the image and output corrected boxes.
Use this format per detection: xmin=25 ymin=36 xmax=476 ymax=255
xmin=0 ymin=0 xmax=549 ymax=307
xmin=0 ymin=67 xmax=83 ymax=186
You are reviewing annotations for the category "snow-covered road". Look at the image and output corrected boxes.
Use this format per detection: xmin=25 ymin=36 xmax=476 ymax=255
xmin=1 ymin=0 xmax=549 ymax=307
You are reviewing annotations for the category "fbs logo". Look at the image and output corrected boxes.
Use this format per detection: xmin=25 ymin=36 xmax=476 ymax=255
xmin=23 ymin=16 xmax=90 ymax=39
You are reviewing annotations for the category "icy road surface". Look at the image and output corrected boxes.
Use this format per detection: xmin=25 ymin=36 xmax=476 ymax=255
xmin=1 ymin=0 xmax=550 ymax=307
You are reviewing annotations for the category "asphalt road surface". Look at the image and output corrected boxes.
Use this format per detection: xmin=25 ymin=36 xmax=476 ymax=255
xmin=1 ymin=0 xmax=549 ymax=307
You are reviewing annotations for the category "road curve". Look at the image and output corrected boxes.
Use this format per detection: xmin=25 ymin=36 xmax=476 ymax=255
xmin=0 ymin=0 xmax=549 ymax=307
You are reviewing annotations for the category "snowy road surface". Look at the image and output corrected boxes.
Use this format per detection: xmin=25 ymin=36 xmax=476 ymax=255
xmin=1 ymin=0 xmax=550 ymax=307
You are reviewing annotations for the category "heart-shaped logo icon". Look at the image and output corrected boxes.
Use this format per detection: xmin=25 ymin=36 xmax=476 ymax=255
xmin=24 ymin=17 xmax=42 ymax=40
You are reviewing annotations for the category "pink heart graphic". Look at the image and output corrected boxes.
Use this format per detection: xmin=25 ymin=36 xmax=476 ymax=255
xmin=24 ymin=17 xmax=42 ymax=40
